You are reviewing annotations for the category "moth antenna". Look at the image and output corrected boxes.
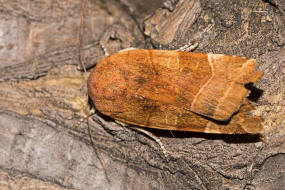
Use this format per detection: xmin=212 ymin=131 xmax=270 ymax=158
xmin=82 ymin=99 xmax=111 ymax=184
xmin=87 ymin=114 xmax=111 ymax=184
xmin=78 ymin=0 xmax=87 ymax=72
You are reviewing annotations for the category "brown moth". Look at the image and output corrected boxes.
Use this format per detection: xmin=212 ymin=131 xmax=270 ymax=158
xmin=87 ymin=49 xmax=263 ymax=134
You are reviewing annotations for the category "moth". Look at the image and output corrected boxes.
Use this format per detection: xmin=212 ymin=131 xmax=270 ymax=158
xmin=87 ymin=49 xmax=263 ymax=134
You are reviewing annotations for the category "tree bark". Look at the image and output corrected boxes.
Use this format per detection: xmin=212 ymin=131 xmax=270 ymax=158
xmin=0 ymin=0 xmax=284 ymax=189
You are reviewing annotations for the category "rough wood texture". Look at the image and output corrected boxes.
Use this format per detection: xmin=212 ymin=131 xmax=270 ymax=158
xmin=0 ymin=0 xmax=284 ymax=189
xmin=88 ymin=50 xmax=263 ymax=134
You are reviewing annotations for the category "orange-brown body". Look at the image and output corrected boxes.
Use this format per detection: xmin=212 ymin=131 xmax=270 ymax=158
xmin=88 ymin=49 xmax=263 ymax=134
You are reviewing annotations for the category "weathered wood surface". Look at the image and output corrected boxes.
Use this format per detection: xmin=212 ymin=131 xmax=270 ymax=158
xmin=0 ymin=0 xmax=284 ymax=189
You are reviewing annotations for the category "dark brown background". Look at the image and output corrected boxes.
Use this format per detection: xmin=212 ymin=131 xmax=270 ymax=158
xmin=0 ymin=0 xmax=284 ymax=189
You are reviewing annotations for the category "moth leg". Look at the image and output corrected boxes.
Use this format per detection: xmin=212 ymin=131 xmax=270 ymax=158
xmin=118 ymin=47 xmax=138 ymax=52
xmin=131 ymin=129 xmax=169 ymax=161
xmin=114 ymin=121 xmax=169 ymax=160
xmin=114 ymin=120 xmax=129 ymax=127
xmin=177 ymin=42 xmax=199 ymax=52
xmin=89 ymin=107 xmax=96 ymax=115
xmin=131 ymin=126 xmax=169 ymax=161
